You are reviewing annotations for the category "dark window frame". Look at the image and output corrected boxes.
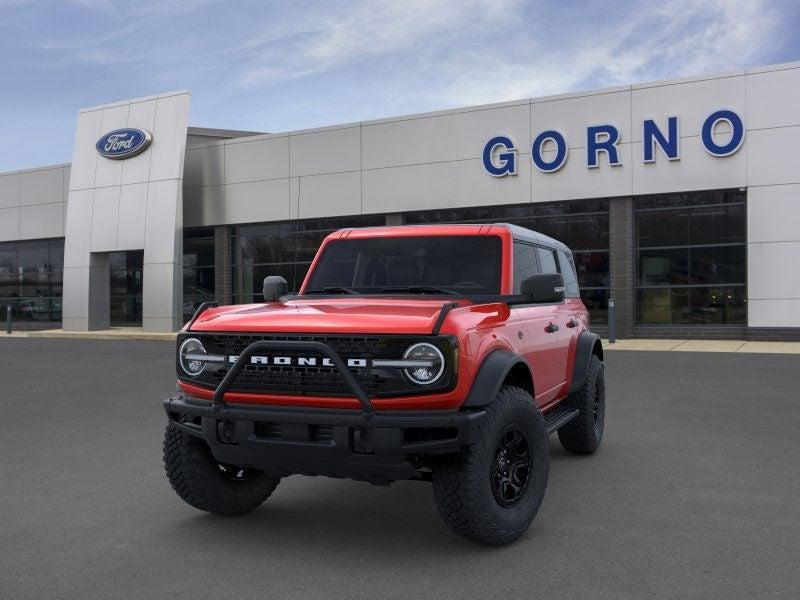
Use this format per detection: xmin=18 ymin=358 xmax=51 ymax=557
xmin=402 ymin=200 xmax=611 ymax=323
xmin=634 ymin=190 xmax=747 ymax=326
xmin=230 ymin=215 xmax=386 ymax=303
xmin=0 ymin=237 xmax=64 ymax=323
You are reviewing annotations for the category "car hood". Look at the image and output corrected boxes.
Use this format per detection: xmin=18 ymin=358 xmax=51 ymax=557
xmin=188 ymin=297 xmax=466 ymax=335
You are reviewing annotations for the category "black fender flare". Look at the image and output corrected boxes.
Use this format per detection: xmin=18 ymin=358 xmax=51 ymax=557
xmin=568 ymin=331 xmax=603 ymax=394
xmin=462 ymin=349 xmax=532 ymax=408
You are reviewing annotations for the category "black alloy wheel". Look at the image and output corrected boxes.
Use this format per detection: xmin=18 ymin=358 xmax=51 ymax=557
xmin=490 ymin=425 xmax=533 ymax=507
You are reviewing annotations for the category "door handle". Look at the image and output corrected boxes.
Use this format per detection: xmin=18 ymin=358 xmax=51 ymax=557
xmin=545 ymin=322 xmax=559 ymax=333
xmin=566 ymin=319 xmax=579 ymax=328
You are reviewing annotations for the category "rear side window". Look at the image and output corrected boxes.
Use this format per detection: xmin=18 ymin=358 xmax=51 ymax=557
xmin=536 ymin=247 xmax=559 ymax=274
xmin=513 ymin=241 xmax=539 ymax=293
xmin=558 ymin=250 xmax=580 ymax=297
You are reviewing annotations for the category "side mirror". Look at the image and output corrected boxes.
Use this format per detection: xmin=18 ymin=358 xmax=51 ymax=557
xmin=263 ymin=276 xmax=289 ymax=302
xmin=521 ymin=273 xmax=565 ymax=304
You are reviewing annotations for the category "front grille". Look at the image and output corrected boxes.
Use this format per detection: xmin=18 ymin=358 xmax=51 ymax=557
xmin=183 ymin=333 xmax=455 ymax=398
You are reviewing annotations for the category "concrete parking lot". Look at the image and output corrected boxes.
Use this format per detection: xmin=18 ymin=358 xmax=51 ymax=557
xmin=1 ymin=338 xmax=798 ymax=600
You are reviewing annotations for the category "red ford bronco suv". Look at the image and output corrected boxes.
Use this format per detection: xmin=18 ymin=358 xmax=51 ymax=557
xmin=163 ymin=224 xmax=605 ymax=545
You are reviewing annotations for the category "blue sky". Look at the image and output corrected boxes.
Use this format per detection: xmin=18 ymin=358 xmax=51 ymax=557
xmin=1 ymin=0 xmax=798 ymax=171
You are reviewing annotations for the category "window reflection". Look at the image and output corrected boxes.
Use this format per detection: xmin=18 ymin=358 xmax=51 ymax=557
xmin=231 ymin=216 xmax=385 ymax=304
xmin=183 ymin=228 xmax=216 ymax=321
xmin=404 ymin=200 xmax=611 ymax=323
xmin=635 ymin=190 xmax=746 ymax=325
xmin=0 ymin=238 xmax=64 ymax=324
xmin=109 ymin=251 xmax=143 ymax=325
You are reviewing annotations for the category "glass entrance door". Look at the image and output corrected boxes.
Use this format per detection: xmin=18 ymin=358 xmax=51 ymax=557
xmin=109 ymin=251 xmax=143 ymax=326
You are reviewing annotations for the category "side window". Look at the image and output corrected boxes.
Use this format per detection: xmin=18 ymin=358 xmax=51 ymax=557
xmin=558 ymin=250 xmax=580 ymax=297
xmin=513 ymin=241 xmax=539 ymax=293
xmin=536 ymin=247 xmax=559 ymax=274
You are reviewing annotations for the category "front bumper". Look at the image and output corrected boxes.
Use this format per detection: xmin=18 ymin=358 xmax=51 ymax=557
xmin=164 ymin=395 xmax=486 ymax=484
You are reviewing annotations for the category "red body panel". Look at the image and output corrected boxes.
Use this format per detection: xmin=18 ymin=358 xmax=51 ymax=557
xmin=183 ymin=224 xmax=588 ymax=411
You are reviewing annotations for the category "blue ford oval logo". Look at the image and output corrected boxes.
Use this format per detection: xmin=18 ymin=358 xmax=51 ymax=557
xmin=96 ymin=128 xmax=152 ymax=160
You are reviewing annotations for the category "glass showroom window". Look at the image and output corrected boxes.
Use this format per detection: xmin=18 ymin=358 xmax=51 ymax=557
xmin=183 ymin=228 xmax=216 ymax=321
xmin=109 ymin=251 xmax=144 ymax=325
xmin=635 ymin=190 xmax=746 ymax=325
xmin=231 ymin=215 xmax=385 ymax=304
xmin=0 ymin=238 xmax=64 ymax=324
xmin=403 ymin=200 xmax=611 ymax=323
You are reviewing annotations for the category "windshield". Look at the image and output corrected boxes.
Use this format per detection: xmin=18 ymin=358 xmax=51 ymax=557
xmin=304 ymin=235 xmax=502 ymax=295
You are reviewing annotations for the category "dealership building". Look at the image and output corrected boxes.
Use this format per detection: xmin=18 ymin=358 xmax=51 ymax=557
xmin=1 ymin=60 xmax=798 ymax=339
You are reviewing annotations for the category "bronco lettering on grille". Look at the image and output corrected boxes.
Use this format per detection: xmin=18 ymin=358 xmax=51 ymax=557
xmin=227 ymin=355 xmax=368 ymax=368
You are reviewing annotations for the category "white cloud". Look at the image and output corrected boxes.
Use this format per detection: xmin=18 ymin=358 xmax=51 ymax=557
xmin=210 ymin=0 xmax=785 ymax=116
xmin=235 ymin=0 xmax=521 ymax=88
xmin=434 ymin=0 xmax=783 ymax=106
xmin=19 ymin=0 xmax=785 ymax=101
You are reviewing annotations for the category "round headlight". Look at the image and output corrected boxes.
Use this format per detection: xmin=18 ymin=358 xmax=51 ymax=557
xmin=179 ymin=337 xmax=207 ymax=377
xmin=403 ymin=342 xmax=445 ymax=386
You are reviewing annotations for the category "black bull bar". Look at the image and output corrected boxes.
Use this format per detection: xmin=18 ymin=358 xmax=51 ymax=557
xmin=211 ymin=339 xmax=374 ymax=418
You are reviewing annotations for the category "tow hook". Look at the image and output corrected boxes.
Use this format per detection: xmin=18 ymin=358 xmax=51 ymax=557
xmin=352 ymin=427 xmax=374 ymax=454
xmin=217 ymin=419 xmax=236 ymax=444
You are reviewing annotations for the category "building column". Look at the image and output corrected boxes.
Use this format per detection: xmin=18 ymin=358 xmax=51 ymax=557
xmin=62 ymin=251 xmax=110 ymax=331
xmin=142 ymin=180 xmax=184 ymax=333
xmin=608 ymin=196 xmax=634 ymax=339
xmin=62 ymin=90 xmax=190 ymax=333
xmin=214 ymin=225 xmax=232 ymax=305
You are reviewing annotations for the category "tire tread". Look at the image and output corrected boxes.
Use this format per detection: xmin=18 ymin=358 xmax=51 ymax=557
xmin=557 ymin=354 xmax=604 ymax=455
xmin=432 ymin=386 xmax=549 ymax=545
xmin=163 ymin=422 xmax=279 ymax=516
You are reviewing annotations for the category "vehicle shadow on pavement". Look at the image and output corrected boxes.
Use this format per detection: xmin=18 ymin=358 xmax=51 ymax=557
xmin=160 ymin=477 xmax=485 ymax=552
xmin=157 ymin=441 xmax=584 ymax=556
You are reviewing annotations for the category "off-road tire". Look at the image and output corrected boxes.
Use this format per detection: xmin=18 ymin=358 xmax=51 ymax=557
xmin=432 ymin=385 xmax=549 ymax=545
xmin=163 ymin=422 xmax=280 ymax=516
xmin=558 ymin=354 xmax=605 ymax=455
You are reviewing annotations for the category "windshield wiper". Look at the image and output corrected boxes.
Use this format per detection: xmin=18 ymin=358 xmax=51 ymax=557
xmin=380 ymin=286 xmax=456 ymax=295
xmin=304 ymin=286 xmax=360 ymax=295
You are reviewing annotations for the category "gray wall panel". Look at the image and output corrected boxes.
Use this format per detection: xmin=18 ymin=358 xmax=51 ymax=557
xmin=19 ymin=166 xmax=64 ymax=206
xmin=149 ymin=93 xmax=190 ymax=182
xmin=363 ymin=158 xmax=531 ymax=215
xmin=290 ymin=126 xmax=360 ymax=177
xmin=362 ymin=103 xmax=529 ymax=169
xmin=19 ymin=202 xmax=64 ymax=239
xmin=185 ymin=145 xmax=224 ymax=189
xmin=121 ymin=99 xmax=157 ymax=185
xmin=94 ymin=104 xmax=128 ymax=189
xmin=63 ymin=189 xmax=93 ymax=268
xmin=116 ymin=183 xmax=148 ymax=250
xmin=746 ymin=67 xmax=800 ymax=130
xmin=225 ymin=136 xmax=288 ymax=183
xmin=184 ymin=185 xmax=225 ymax=228
xmin=0 ymin=173 xmax=19 ymax=209
xmin=69 ymin=109 xmax=103 ymax=191
xmin=143 ymin=178 xmax=182 ymax=264
xmin=296 ymin=171 xmax=361 ymax=219
xmin=89 ymin=186 xmax=120 ymax=252
xmin=632 ymin=140 xmax=746 ymax=195
xmin=61 ymin=266 xmax=90 ymax=318
xmin=225 ymin=178 xmax=290 ymax=224
xmin=746 ymin=126 xmax=800 ymax=186
xmin=0 ymin=207 xmax=19 ymax=240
